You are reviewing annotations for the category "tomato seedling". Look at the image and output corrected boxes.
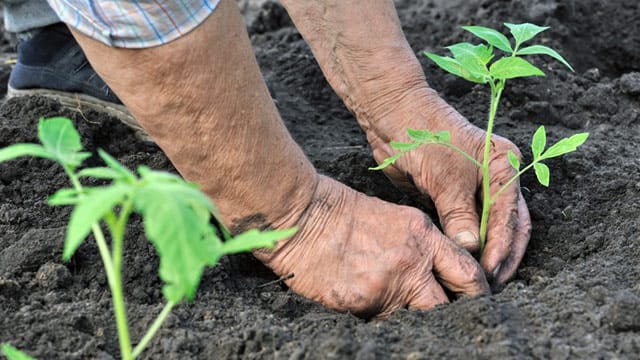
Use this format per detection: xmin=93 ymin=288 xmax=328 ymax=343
xmin=372 ymin=23 xmax=588 ymax=251
xmin=0 ymin=117 xmax=295 ymax=360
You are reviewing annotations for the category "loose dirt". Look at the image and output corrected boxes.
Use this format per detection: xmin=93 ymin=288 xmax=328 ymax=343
xmin=1 ymin=0 xmax=639 ymax=358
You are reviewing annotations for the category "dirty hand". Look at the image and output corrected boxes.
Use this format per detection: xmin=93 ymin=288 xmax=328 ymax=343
xmin=366 ymin=86 xmax=532 ymax=284
xmin=254 ymin=175 xmax=490 ymax=318
xmin=278 ymin=0 xmax=531 ymax=284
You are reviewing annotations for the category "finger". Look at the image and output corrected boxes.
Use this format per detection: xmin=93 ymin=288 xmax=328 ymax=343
xmin=480 ymin=178 xmax=519 ymax=279
xmin=433 ymin=191 xmax=481 ymax=253
xmin=406 ymin=274 xmax=450 ymax=310
xmin=495 ymin=195 xmax=531 ymax=284
xmin=430 ymin=233 xmax=490 ymax=296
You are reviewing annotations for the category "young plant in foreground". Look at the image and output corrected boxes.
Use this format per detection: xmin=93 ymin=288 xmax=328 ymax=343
xmin=372 ymin=23 xmax=588 ymax=251
xmin=0 ymin=117 xmax=295 ymax=360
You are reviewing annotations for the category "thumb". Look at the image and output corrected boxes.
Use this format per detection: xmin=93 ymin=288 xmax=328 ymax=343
xmin=433 ymin=191 xmax=480 ymax=253
xmin=431 ymin=231 xmax=490 ymax=296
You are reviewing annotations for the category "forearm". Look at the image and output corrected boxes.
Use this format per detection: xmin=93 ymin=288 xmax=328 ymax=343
xmin=68 ymin=0 xmax=317 ymax=234
xmin=280 ymin=0 xmax=434 ymax=130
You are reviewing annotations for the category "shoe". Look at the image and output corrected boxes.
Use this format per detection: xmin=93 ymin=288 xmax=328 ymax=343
xmin=7 ymin=23 xmax=151 ymax=141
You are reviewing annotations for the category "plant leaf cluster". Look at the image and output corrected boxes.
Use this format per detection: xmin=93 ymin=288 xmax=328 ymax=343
xmin=509 ymin=126 xmax=589 ymax=186
xmin=424 ymin=22 xmax=573 ymax=85
xmin=372 ymin=23 xmax=588 ymax=251
xmin=0 ymin=117 xmax=296 ymax=359
xmin=1 ymin=117 xmax=293 ymax=302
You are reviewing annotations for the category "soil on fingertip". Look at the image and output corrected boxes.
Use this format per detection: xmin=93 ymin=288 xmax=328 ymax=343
xmin=1 ymin=0 xmax=639 ymax=358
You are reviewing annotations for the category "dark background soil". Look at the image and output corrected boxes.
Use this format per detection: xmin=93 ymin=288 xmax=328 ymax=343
xmin=1 ymin=0 xmax=640 ymax=358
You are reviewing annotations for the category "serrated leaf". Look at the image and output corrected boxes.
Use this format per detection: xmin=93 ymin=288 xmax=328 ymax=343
xmin=448 ymin=42 xmax=495 ymax=65
xmin=0 ymin=143 xmax=53 ymax=163
xmin=138 ymin=166 xmax=183 ymax=183
xmin=534 ymin=162 xmax=550 ymax=186
xmin=76 ymin=167 xmax=122 ymax=180
xmin=531 ymin=125 xmax=547 ymax=160
xmin=462 ymin=25 xmax=513 ymax=53
xmin=38 ymin=117 xmax=90 ymax=169
xmin=424 ymin=52 xmax=487 ymax=84
xmin=541 ymin=133 xmax=589 ymax=160
xmin=505 ymin=23 xmax=549 ymax=47
xmin=97 ymin=149 xmax=136 ymax=183
xmin=490 ymin=57 xmax=545 ymax=80
xmin=221 ymin=227 xmax=297 ymax=256
xmin=64 ymin=184 xmax=129 ymax=260
xmin=517 ymin=45 xmax=574 ymax=72
xmin=140 ymin=170 xmax=214 ymax=213
xmin=133 ymin=181 xmax=219 ymax=302
xmin=435 ymin=130 xmax=451 ymax=143
xmin=48 ymin=188 xmax=81 ymax=206
xmin=507 ymin=150 xmax=521 ymax=170
xmin=369 ymin=152 xmax=403 ymax=170
xmin=2 ymin=344 xmax=36 ymax=360
xmin=407 ymin=128 xmax=436 ymax=141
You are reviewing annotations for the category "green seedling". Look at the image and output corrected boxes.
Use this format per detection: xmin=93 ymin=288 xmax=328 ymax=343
xmin=2 ymin=344 xmax=35 ymax=360
xmin=372 ymin=23 xmax=588 ymax=251
xmin=0 ymin=117 xmax=295 ymax=360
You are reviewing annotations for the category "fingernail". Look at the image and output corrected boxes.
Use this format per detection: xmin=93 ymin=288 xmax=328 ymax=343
xmin=454 ymin=231 xmax=478 ymax=249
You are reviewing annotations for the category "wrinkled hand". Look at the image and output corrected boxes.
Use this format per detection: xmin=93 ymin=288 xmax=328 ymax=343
xmin=366 ymin=87 xmax=531 ymax=284
xmin=256 ymin=175 xmax=490 ymax=318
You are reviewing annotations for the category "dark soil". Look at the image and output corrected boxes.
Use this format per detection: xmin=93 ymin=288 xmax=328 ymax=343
xmin=2 ymin=0 xmax=640 ymax=358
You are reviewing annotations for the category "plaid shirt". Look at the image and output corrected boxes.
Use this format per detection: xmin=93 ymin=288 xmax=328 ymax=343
xmin=47 ymin=0 xmax=220 ymax=48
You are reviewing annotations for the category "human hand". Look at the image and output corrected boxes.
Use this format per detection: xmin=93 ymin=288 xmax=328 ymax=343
xmin=255 ymin=175 xmax=490 ymax=318
xmin=365 ymin=87 xmax=531 ymax=285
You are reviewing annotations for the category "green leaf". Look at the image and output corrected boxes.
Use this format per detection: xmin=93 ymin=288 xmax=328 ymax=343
xmin=446 ymin=43 xmax=492 ymax=82
xmin=390 ymin=141 xmax=418 ymax=151
xmin=133 ymin=181 xmax=219 ymax=302
xmin=447 ymin=42 xmax=494 ymax=65
xmin=38 ymin=117 xmax=90 ymax=169
xmin=435 ymin=130 xmax=451 ymax=143
xmin=423 ymin=52 xmax=466 ymax=78
xmin=424 ymin=52 xmax=487 ymax=84
xmin=97 ymin=149 xmax=136 ymax=183
xmin=490 ymin=57 xmax=545 ymax=80
xmin=505 ymin=23 xmax=549 ymax=47
xmin=138 ymin=166 xmax=183 ymax=183
xmin=369 ymin=153 xmax=403 ymax=170
xmin=48 ymin=188 xmax=81 ymax=206
xmin=531 ymin=125 xmax=547 ymax=160
xmin=0 ymin=143 xmax=53 ymax=163
xmin=534 ymin=162 xmax=550 ymax=187
xmin=517 ymin=45 xmax=574 ymax=72
xmin=462 ymin=25 xmax=513 ymax=53
xmin=139 ymin=169 xmax=215 ymax=213
xmin=2 ymin=344 xmax=36 ymax=360
xmin=541 ymin=133 xmax=590 ymax=160
xmin=221 ymin=228 xmax=297 ymax=255
xmin=407 ymin=128 xmax=436 ymax=141
xmin=507 ymin=150 xmax=520 ymax=170
xmin=76 ymin=167 xmax=122 ymax=180
xmin=64 ymin=184 xmax=129 ymax=260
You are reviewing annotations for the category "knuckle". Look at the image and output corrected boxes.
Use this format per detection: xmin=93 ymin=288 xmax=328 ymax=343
xmin=405 ymin=208 xmax=434 ymax=234
xmin=439 ymin=202 xmax=475 ymax=229
xmin=493 ymin=136 xmax=523 ymax=158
